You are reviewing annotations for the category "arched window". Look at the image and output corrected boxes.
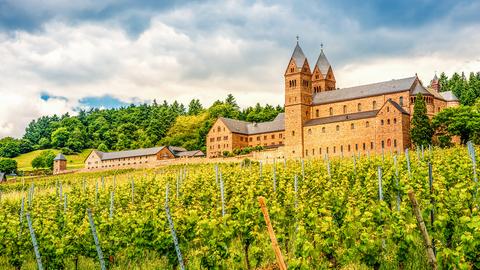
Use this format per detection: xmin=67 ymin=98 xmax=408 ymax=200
xmin=217 ymin=127 xmax=221 ymax=132
xmin=366 ymin=121 xmax=370 ymax=127
xmin=387 ymin=106 xmax=390 ymax=112
xmin=343 ymin=105 xmax=347 ymax=114
xmin=394 ymin=139 xmax=397 ymax=148
xmin=322 ymin=127 xmax=326 ymax=133
xmin=292 ymin=131 xmax=295 ymax=136
xmin=393 ymin=118 xmax=397 ymax=124
xmin=399 ymin=96 xmax=404 ymax=106
xmin=387 ymin=139 xmax=391 ymax=147
xmin=316 ymin=109 xmax=319 ymax=117
xmin=357 ymin=103 xmax=362 ymax=112
xmin=351 ymin=123 xmax=355 ymax=129
xmin=333 ymin=146 xmax=336 ymax=153
xmin=308 ymin=129 xmax=312 ymax=135
xmin=381 ymin=120 xmax=384 ymax=125
xmin=336 ymin=125 xmax=340 ymax=131
xmin=373 ymin=101 xmax=377 ymax=110
xmin=381 ymin=140 xmax=385 ymax=148
xmin=329 ymin=107 xmax=333 ymax=116
xmin=348 ymin=145 xmax=351 ymax=151
xmin=387 ymin=119 xmax=390 ymax=125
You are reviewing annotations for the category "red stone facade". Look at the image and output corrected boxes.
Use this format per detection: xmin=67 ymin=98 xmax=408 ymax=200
xmin=206 ymin=42 xmax=459 ymax=158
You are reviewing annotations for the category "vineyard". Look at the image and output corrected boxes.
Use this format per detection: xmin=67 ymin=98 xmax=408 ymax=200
xmin=0 ymin=145 xmax=479 ymax=269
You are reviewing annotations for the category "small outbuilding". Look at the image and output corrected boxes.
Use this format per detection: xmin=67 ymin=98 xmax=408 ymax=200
xmin=53 ymin=153 xmax=67 ymax=175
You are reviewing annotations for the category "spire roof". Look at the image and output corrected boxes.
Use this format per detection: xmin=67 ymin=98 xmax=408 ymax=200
xmin=290 ymin=42 xmax=307 ymax=68
xmin=54 ymin=153 xmax=67 ymax=161
xmin=315 ymin=48 xmax=331 ymax=78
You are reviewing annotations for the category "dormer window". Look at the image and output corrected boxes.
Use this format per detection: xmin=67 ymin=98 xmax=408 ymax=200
xmin=290 ymin=68 xmax=294 ymax=72
xmin=315 ymin=75 xmax=319 ymax=79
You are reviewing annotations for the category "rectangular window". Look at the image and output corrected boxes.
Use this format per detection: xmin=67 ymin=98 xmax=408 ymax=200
xmin=371 ymin=142 xmax=374 ymax=149
xmin=257 ymin=136 xmax=260 ymax=141
xmin=271 ymin=134 xmax=275 ymax=139
xmin=305 ymin=149 xmax=308 ymax=156
xmin=240 ymin=137 xmax=243 ymax=141
xmin=249 ymin=137 xmax=252 ymax=142
xmin=279 ymin=134 xmax=283 ymax=139
xmin=363 ymin=143 xmax=366 ymax=151
xmin=264 ymin=135 xmax=267 ymax=140
xmin=224 ymin=136 xmax=228 ymax=140
xmin=355 ymin=144 xmax=358 ymax=151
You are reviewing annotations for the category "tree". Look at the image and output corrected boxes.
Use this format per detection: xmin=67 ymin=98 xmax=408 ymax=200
xmin=432 ymin=99 xmax=480 ymax=144
xmin=410 ymin=93 xmax=433 ymax=147
xmin=188 ymin=99 xmax=204 ymax=115
xmin=97 ymin=143 xmax=108 ymax=152
xmin=0 ymin=158 xmax=17 ymax=174
xmin=51 ymin=127 xmax=70 ymax=148
xmin=225 ymin=94 xmax=239 ymax=110
xmin=439 ymin=72 xmax=448 ymax=92
xmin=31 ymin=150 xmax=56 ymax=169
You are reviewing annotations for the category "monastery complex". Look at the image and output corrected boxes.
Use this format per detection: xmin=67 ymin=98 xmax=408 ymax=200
xmin=206 ymin=42 xmax=459 ymax=158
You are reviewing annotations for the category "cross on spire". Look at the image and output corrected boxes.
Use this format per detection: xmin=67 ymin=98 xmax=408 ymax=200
xmin=296 ymin=35 xmax=299 ymax=43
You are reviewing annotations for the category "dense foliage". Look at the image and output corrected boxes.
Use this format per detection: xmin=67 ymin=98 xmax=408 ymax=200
xmin=410 ymin=93 xmax=433 ymax=147
xmin=10 ymin=94 xmax=283 ymax=157
xmin=438 ymin=72 xmax=480 ymax=106
xmin=0 ymin=145 xmax=479 ymax=269
xmin=432 ymin=99 xmax=480 ymax=146
xmin=0 ymin=158 xmax=17 ymax=174
xmin=31 ymin=150 xmax=56 ymax=170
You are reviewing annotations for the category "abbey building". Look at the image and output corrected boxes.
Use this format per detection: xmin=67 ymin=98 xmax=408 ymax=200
xmin=206 ymin=42 xmax=459 ymax=158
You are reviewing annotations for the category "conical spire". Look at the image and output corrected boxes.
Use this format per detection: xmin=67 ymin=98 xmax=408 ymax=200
xmin=315 ymin=45 xmax=331 ymax=78
xmin=290 ymin=42 xmax=307 ymax=68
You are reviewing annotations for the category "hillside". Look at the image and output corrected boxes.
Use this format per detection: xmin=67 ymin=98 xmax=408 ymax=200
xmin=13 ymin=149 xmax=92 ymax=171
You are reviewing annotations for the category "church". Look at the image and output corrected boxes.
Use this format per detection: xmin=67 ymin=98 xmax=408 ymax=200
xmin=206 ymin=41 xmax=459 ymax=158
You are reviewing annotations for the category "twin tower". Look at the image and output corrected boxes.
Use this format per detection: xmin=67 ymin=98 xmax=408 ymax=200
xmin=283 ymin=42 xmax=337 ymax=157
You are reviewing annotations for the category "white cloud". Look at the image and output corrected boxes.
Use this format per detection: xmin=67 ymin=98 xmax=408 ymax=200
xmin=0 ymin=0 xmax=479 ymax=139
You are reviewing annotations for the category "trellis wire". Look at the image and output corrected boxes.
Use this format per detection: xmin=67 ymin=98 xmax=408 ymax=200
xmin=113 ymin=176 xmax=116 ymax=191
xmin=95 ymin=181 xmax=99 ymax=205
xmin=176 ymin=174 xmax=180 ymax=199
xmin=101 ymin=176 xmax=105 ymax=190
xmin=59 ymin=182 xmax=63 ymax=200
xmin=87 ymin=209 xmax=107 ymax=270
xmin=283 ymin=158 xmax=286 ymax=169
xmin=26 ymin=213 xmax=44 ymax=270
xmin=405 ymin=148 xmax=411 ymax=178
xmin=82 ymin=178 xmax=86 ymax=192
xmin=19 ymin=197 xmax=25 ymax=238
xmin=220 ymin=171 xmax=225 ymax=217
xmin=393 ymin=155 xmax=401 ymax=211
xmin=326 ymin=158 xmax=331 ymax=178
xmin=421 ymin=145 xmax=425 ymax=160
xmin=428 ymin=162 xmax=436 ymax=255
xmin=377 ymin=166 xmax=383 ymax=201
xmin=28 ymin=183 xmax=34 ymax=207
xmin=353 ymin=154 xmax=357 ymax=176
xmin=215 ymin=164 xmax=219 ymax=186
xmin=165 ymin=184 xmax=185 ymax=270
xmin=467 ymin=141 xmax=478 ymax=183
xmin=109 ymin=191 xmax=114 ymax=219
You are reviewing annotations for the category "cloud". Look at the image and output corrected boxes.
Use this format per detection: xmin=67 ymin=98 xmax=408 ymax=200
xmin=0 ymin=0 xmax=479 ymax=138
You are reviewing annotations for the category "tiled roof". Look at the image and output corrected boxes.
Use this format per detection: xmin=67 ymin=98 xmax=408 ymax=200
xmin=220 ymin=113 xmax=285 ymax=135
xmin=176 ymin=150 xmax=205 ymax=157
xmin=168 ymin=146 xmax=188 ymax=154
xmin=304 ymin=111 xmax=378 ymax=126
xmin=97 ymin=146 xmax=166 ymax=161
xmin=315 ymin=49 xmax=331 ymax=78
xmin=386 ymin=99 xmax=410 ymax=115
xmin=291 ymin=43 xmax=307 ymax=68
xmin=54 ymin=153 xmax=67 ymax=161
xmin=440 ymin=91 xmax=459 ymax=101
xmin=312 ymin=77 xmax=417 ymax=105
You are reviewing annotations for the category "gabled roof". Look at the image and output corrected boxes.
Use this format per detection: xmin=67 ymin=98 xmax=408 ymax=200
xmin=312 ymin=76 xmax=416 ymax=105
xmin=290 ymin=43 xmax=307 ymax=68
xmin=95 ymin=146 xmax=167 ymax=161
xmin=440 ymin=91 xmax=459 ymax=101
xmin=168 ymin=146 xmax=188 ymax=154
xmin=220 ymin=113 xmax=285 ymax=135
xmin=384 ymin=99 xmax=410 ymax=115
xmin=315 ymin=49 xmax=331 ymax=78
xmin=54 ymin=153 xmax=67 ymax=161
xmin=411 ymin=82 xmax=432 ymax=96
xmin=304 ymin=111 xmax=378 ymax=126
xmin=176 ymin=150 xmax=205 ymax=157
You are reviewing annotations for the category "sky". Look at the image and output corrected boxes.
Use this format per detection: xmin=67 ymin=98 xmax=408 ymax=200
xmin=1 ymin=0 xmax=480 ymax=138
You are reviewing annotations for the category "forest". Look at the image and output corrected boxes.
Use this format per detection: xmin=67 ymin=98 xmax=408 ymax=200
xmin=0 ymin=71 xmax=479 ymax=160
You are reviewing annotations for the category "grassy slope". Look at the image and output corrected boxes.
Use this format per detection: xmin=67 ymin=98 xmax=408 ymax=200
xmin=14 ymin=149 xmax=92 ymax=171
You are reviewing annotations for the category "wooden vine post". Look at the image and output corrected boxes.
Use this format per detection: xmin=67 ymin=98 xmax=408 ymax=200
xmin=257 ymin=196 xmax=287 ymax=270
xmin=407 ymin=190 xmax=437 ymax=270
